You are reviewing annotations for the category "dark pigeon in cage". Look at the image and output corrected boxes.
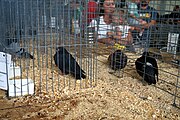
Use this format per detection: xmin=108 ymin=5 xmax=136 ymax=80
xmin=7 ymin=38 xmax=19 ymax=46
xmin=54 ymin=47 xmax=86 ymax=79
xmin=135 ymin=52 xmax=158 ymax=85
xmin=29 ymin=29 xmax=37 ymax=35
xmin=16 ymin=48 xmax=34 ymax=59
xmin=15 ymin=29 xmax=24 ymax=37
xmin=108 ymin=50 xmax=128 ymax=70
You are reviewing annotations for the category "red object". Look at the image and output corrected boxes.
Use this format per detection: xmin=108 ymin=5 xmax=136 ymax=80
xmin=87 ymin=1 xmax=98 ymax=24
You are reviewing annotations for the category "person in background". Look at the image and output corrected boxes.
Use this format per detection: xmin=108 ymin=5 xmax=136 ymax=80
xmin=127 ymin=0 xmax=141 ymax=25
xmin=88 ymin=0 xmax=116 ymax=45
xmin=116 ymin=0 xmax=126 ymax=8
xmin=81 ymin=0 xmax=98 ymax=37
xmin=132 ymin=0 xmax=158 ymax=52
xmin=71 ymin=1 xmax=84 ymax=35
xmin=170 ymin=5 xmax=180 ymax=24
xmin=107 ymin=10 xmax=134 ymax=45
xmin=86 ymin=0 xmax=99 ymax=25
xmin=172 ymin=5 xmax=180 ymax=12
xmin=127 ymin=0 xmax=147 ymax=36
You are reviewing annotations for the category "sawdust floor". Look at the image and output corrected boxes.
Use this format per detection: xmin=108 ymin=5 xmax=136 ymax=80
xmin=0 ymin=44 xmax=180 ymax=120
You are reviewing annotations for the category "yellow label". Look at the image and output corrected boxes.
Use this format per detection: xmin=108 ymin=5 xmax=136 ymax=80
xmin=145 ymin=13 xmax=151 ymax=18
xmin=114 ymin=43 xmax=126 ymax=50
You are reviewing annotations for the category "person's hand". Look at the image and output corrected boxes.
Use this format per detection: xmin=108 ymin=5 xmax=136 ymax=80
xmin=130 ymin=14 xmax=136 ymax=18
xmin=107 ymin=32 xmax=114 ymax=38
xmin=139 ymin=19 xmax=147 ymax=25
xmin=130 ymin=26 xmax=135 ymax=31
xmin=97 ymin=37 xmax=115 ymax=46
xmin=113 ymin=35 xmax=121 ymax=40
xmin=141 ymin=23 xmax=149 ymax=29
xmin=142 ymin=20 xmax=156 ymax=28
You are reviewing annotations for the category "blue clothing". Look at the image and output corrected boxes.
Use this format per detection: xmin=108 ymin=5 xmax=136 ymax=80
xmin=128 ymin=2 xmax=139 ymax=18
xmin=127 ymin=18 xmax=141 ymax=26
xmin=127 ymin=2 xmax=141 ymax=26
xmin=132 ymin=6 xmax=158 ymax=52
xmin=138 ymin=6 xmax=158 ymax=23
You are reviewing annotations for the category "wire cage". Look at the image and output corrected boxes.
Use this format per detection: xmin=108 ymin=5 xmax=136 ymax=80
xmin=0 ymin=0 xmax=98 ymax=98
xmin=126 ymin=0 xmax=179 ymax=108
xmin=90 ymin=0 xmax=180 ymax=108
xmin=0 ymin=0 xmax=179 ymax=112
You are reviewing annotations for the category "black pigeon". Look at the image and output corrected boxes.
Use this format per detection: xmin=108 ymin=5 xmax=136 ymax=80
xmin=16 ymin=48 xmax=34 ymax=59
xmin=108 ymin=50 xmax=128 ymax=70
xmin=135 ymin=52 xmax=158 ymax=85
xmin=54 ymin=47 xmax=86 ymax=79
xmin=7 ymin=38 xmax=19 ymax=46
xmin=29 ymin=29 xmax=37 ymax=35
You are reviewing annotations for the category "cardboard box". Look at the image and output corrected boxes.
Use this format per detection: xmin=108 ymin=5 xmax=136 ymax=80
xmin=8 ymin=63 xmax=34 ymax=97
xmin=0 ymin=52 xmax=12 ymax=90
xmin=9 ymin=66 xmax=21 ymax=79
xmin=0 ymin=52 xmax=34 ymax=97
xmin=8 ymin=79 xmax=34 ymax=97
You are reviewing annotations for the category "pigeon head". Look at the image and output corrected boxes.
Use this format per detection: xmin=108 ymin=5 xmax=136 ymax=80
xmin=18 ymin=48 xmax=25 ymax=54
xmin=20 ymin=48 xmax=25 ymax=52
xmin=115 ymin=49 xmax=122 ymax=53
xmin=142 ymin=51 xmax=150 ymax=56
xmin=56 ymin=47 xmax=64 ymax=51
xmin=56 ymin=47 xmax=68 ymax=54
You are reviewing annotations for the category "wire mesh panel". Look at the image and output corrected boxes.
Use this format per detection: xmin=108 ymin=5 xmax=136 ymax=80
xmin=124 ymin=0 xmax=180 ymax=108
xmin=0 ymin=0 xmax=179 ymax=111
xmin=0 ymin=0 xmax=98 ymax=98
xmin=0 ymin=0 xmax=180 ymax=119
xmin=146 ymin=1 xmax=180 ymax=108
xmin=85 ymin=0 xmax=180 ymax=108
